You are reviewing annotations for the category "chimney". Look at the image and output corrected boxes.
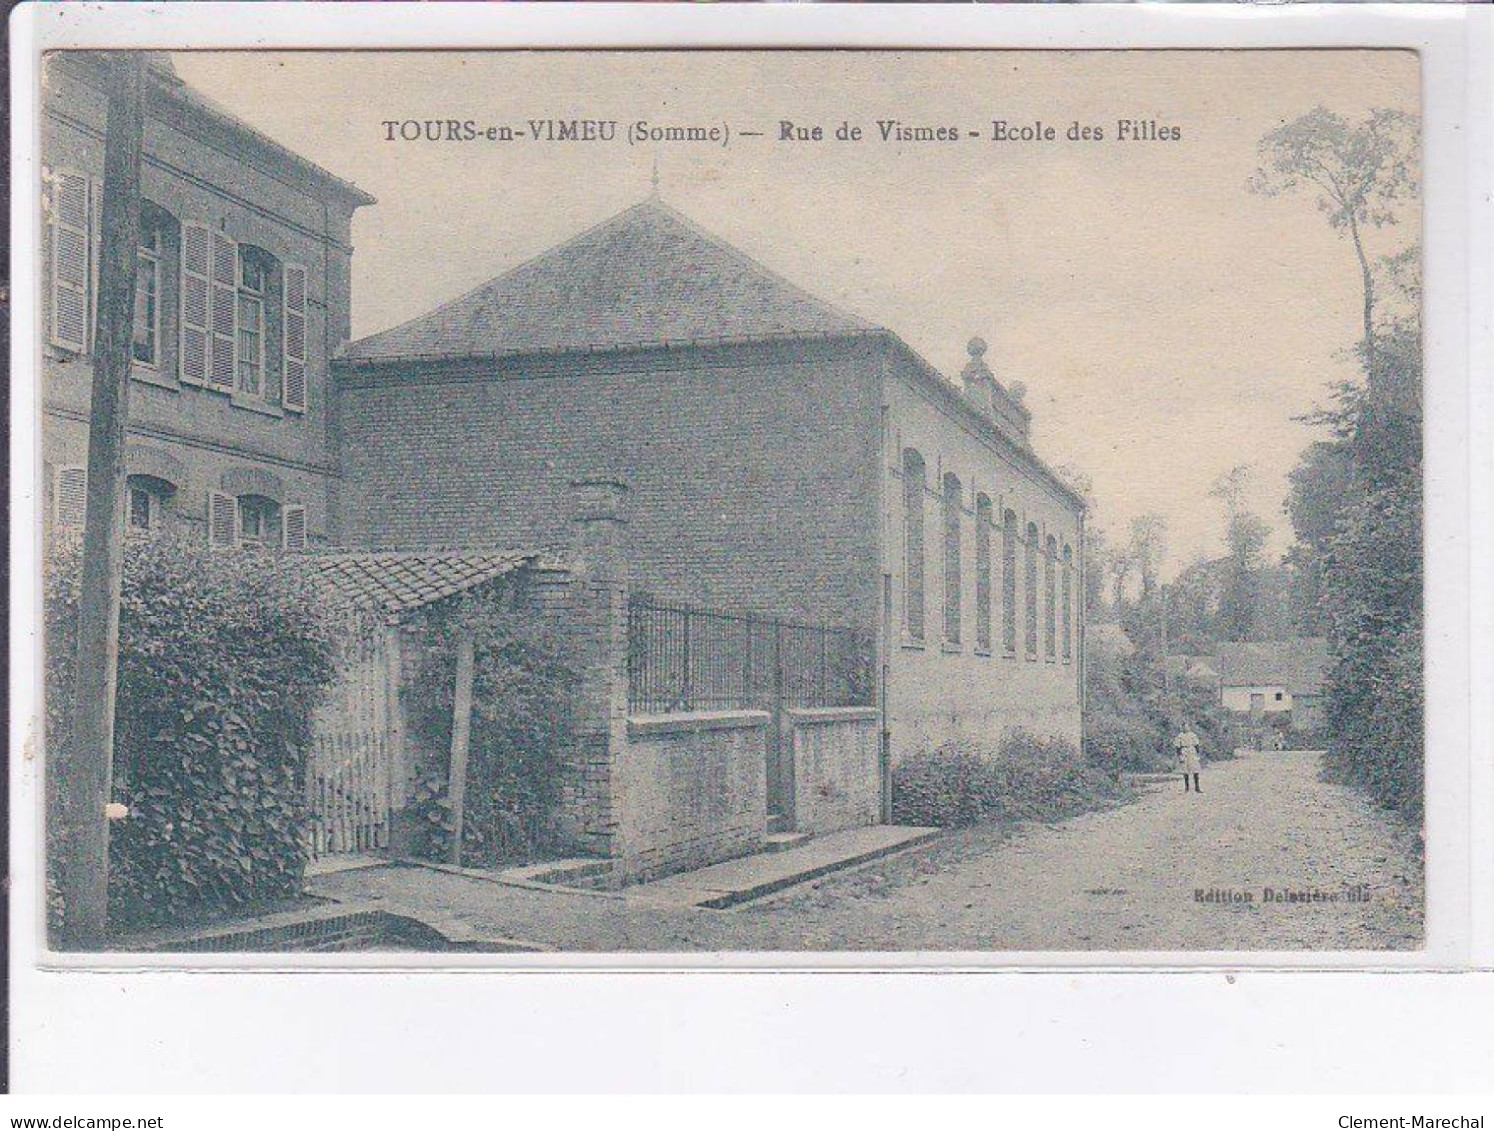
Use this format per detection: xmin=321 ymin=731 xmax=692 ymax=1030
xmin=569 ymin=477 xmax=630 ymax=582
xmin=961 ymin=336 xmax=997 ymax=417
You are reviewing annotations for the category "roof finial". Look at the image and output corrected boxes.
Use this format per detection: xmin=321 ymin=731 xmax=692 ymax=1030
xmin=650 ymin=154 xmax=661 ymax=199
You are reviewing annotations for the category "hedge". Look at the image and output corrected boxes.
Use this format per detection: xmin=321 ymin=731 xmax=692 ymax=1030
xmin=45 ymin=532 xmax=344 ymax=933
xmin=401 ymin=592 xmax=581 ymax=868
xmin=891 ymin=730 xmax=1127 ymax=828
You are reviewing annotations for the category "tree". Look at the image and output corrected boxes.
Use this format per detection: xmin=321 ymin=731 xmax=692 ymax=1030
xmin=1218 ymin=512 xmax=1271 ymax=643
xmin=1251 ymin=107 xmax=1418 ymax=394
xmin=1127 ymin=513 xmax=1168 ymax=603
xmin=1260 ymin=105 xmax=1423 ymax=817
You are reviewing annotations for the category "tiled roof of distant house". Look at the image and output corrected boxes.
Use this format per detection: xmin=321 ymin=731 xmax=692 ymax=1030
xmin=312 ymin=551 xmax=560 ymax=616
xmin=341 ymin=196 xmax=873 ymax=362
xmin=1215 ymin=638 xmax=1330 ymax=695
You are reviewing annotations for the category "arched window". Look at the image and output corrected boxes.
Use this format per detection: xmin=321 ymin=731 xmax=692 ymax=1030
xmin=237 ymin=494 xmax=282 ymax=547
xmin=903 ymin=449 xmax=926 ymax=643
xmin=1044 ymin=534 xmax=1058 ymax=660
xmin=1002 ymin=509 xmax=1018 ymax=655
xmin=1062 ymin=543 xmax=1074 ymax=663
xmin=975 ymin=494 xmax=993 ymax=654
xmin=125 ymin=473 xmax=176 ymax=535
xmin=1025 ymin=521 xmax=1039 ymax=660
xmin=943 ymin=473 xmax=962 ymax=646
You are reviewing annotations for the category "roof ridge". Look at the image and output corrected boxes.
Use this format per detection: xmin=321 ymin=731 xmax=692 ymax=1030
xmin=343 ymin=196 xmax=870 ymax=360
xmin=640 ymin=197 xmax=873 ymax=333
xmin=346 ymin=198 xmax=667 ymax=357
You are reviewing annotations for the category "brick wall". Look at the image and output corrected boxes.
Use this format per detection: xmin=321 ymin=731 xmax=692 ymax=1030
xmin=881 ymin=349 xmax=1085 ymax=758
xmin=39 ymin=55 xmax=366 ymax=548
xmin=335 ymin=337 xmax=886 ymax=631
xmin=789 ymin=707 xmax=883 ymax=835
xmin=616 ymin=712 xmax=770 ymax=882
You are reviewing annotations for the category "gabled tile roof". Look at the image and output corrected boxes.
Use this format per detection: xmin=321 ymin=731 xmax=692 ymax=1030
xmin=312 ymin=551 xmax=550 ymax=616
xmin=341 ymin=196 xmax=872 ymax=363
xmin=1215 ymin=638 xmax=1330 ymax=695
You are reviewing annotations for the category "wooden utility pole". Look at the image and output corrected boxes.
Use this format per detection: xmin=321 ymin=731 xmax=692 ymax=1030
xmin=446 ymin=631 xmax=476 ymax=865
xmin=55 ymin=53 xmax=145 ymax=948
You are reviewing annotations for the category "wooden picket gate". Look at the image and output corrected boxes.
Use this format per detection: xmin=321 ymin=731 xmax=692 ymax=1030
xmin=307 ymin=730 xmax=392 ymax=857
xmin=307 ymin=625 xmax=400 ymax=861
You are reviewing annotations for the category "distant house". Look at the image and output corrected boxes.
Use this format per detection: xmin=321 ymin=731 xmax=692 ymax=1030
xmin=1215 ymin=638 xmax=1330 ymax=731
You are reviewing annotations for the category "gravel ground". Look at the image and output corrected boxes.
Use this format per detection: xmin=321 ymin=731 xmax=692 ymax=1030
xmin=310 ymin=748 xmax=1423 ymax=952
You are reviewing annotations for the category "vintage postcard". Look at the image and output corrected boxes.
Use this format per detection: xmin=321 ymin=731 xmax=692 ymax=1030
xmin=30 ymin=46 xmax=1428 ymax=959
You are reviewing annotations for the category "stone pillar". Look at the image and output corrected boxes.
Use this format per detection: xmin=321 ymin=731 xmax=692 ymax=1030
xmin=557 ymin=478 xmax=630 ymax=859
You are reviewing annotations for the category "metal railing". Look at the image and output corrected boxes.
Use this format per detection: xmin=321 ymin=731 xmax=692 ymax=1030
xmin=626 ymin=596 xmax=874 ymax=715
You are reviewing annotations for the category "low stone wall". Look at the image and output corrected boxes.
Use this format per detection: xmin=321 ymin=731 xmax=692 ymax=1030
xmin=616 ymin=711 xmax=770 ymax=882
xmin=789 ymin=707 xmax=883 ymax=835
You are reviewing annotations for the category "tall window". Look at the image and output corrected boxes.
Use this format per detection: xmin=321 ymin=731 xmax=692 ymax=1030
xmin=1002 ymin=509 xmax=1018 ymax=655
xmin=1062 ymin=543 xmax=1074 ymax=663
xmin=1025 ymin=521 xmax=1039 ymax=660
xmin=236 ymin=249 xmax=270 ymax=398
xmin=132 ymin=209 xmax=162 ymax=367
xmin=975 ymin=494 xmax=993 ymax=654
xmin=942 ymin=473 xmax=962 ymax=646
xmin=1044 ymin=534 xmax=1058 ymax=660
xmin=903 ymin=449 xmax=926 ymax=643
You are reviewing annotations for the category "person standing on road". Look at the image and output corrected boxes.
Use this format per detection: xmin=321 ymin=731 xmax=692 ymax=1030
xmin=1174 ymin=726 xmax=1203 ymax=794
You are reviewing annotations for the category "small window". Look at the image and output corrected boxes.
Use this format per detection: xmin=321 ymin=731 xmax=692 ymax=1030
xmin=1275 ymin=691 xmax=1284 ymax=702
xmin=128 ymin=485 xmax=153 ymax=530
xmin=125 ymin=474 xmax=175 ymax=534
xmin=237 ymin=495 xmax=280 ymax=547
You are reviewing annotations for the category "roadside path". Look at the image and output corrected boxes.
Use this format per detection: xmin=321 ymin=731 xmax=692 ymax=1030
xmin=310 ymin=749 xmax=1422 ymax=952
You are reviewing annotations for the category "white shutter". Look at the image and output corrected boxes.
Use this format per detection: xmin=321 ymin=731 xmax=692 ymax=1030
xmin=281 ymin=504 xmax=307 ymax=553
xmin=282 ymin=264 xmax=308 ymax=412
xmin=54 ymin=465 xmax=88 ymax=527
xmin=47 ymin=170 xmax=91 ymax=353
xmin=208 ymin=231 xmax=238 ymax=391
xmin=208 ymin=491 xmax=239 ymax=549
xmin=179 ymin=223 xmax=212 ymax=384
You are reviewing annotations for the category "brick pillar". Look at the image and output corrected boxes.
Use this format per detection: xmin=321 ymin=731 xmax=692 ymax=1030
xmin=557 ymin=478 xmax=630 ymax=858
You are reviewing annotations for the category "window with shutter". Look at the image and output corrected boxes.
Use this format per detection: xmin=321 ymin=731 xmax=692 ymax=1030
xmin=208 ymin=231 xmax=238 ymax=390
xmin=179 ymin=223 xmax=211 ymax=384
xmin=282 ymin=264 xmax=308 ymax=412
xmin=54 ymin=465 xmax=88 ymax=527
xmin=281 ymin=504 xmax=308 ymax=553
xmin=208 ymin=490 xmax=239 ymax=549
xmin=48 ymin=170 xmax=91 ymax=353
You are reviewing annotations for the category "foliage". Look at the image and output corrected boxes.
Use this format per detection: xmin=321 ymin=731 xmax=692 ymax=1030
xmin=1264 ymin=105 xmax=1423 ymax=821
xmin=1082 ymin=626 xmax=1230 ymax=775
xmin=402 ymin=591 xmax=580 ymax=868
xmin=45 ymin=532 xmax=343 ymax=932
xmin=891 ymin=730 xmax=1126 ymax=829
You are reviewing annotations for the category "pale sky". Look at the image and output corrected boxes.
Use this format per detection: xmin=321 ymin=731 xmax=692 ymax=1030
xmin=174 ymin=50 xmax=1420 ymax=577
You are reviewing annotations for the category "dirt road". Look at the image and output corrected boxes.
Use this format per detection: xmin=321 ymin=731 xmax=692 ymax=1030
xmin=312 ymin=748 xmax=1423 ymax=952
xmin=754 ymin=748 xmax=1423 ymax=951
